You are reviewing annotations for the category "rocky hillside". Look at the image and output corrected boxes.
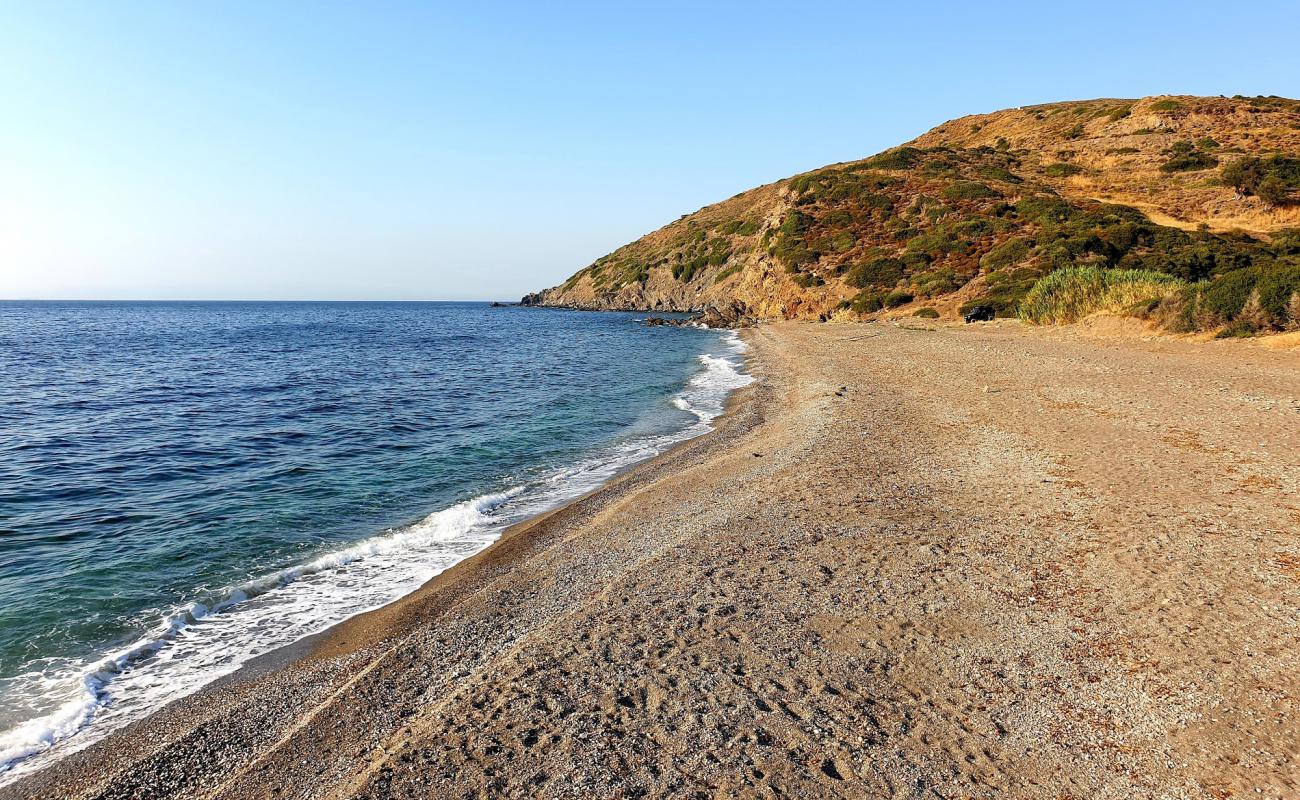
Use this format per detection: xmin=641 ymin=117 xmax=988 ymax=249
xmin=525 ymin=95 xmax=1300 ymax=333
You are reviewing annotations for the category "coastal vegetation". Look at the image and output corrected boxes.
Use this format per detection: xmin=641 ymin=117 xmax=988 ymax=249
xmin=529 ymin=95 xmax=1300 ymax=336
xmin=1222 ymin=155 xmax=1300 ymax=206
xmin=1018 ymin=267 xmax=1186 ymax=324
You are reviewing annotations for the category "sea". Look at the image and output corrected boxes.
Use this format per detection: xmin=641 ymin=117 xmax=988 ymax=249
xmin=0 ymin=300 xmax=751 ymax=784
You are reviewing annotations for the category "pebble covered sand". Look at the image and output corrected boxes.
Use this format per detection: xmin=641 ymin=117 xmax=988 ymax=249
xmin=6 ymin=320 xmax=1299 ymax=799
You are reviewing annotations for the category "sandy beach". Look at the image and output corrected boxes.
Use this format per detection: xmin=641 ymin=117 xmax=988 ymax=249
xmin=6 ymin=320 xmax=1299 ymax=800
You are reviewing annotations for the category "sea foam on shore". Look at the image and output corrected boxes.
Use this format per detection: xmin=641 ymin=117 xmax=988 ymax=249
xmin=0 ymin=330 xmax=751 ymax=784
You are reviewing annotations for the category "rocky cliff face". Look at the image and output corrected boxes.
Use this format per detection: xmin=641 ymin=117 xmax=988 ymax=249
xmin=526 ymin=95 xmax=1300 ymax=326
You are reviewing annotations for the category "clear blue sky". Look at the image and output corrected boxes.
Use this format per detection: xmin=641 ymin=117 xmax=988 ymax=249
xmin=2 ymin=1 xmax=1297 ymax=300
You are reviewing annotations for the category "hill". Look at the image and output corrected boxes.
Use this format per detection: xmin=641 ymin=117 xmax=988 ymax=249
xmin=524 ymin=95 xmax=1300 ymax=335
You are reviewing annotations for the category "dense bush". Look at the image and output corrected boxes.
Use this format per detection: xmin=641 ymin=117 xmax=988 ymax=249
xmin=714 ymin=264 xmax=742 ymax=283
xmin=850 ymin=289 xmax=885 ymax=313
xmin=844 ymin=257 xmax=904 ymax=289
xmin=1018 ymin=266 xmax=1186 ymax=324
xmin=980 ymin=236 xmax=1034 ymax=271
xmin=979 ymin=265 xmax=1049 ymax=316
xmin=1160 ymin=141 xmax=1219 ymax=173
xmin=905 ymin=226 xmax=969 ymax=257
xmin=1045 ymin=162 xmax=1084 ymax=177
xmin=1174 ymin=262 xmax=1300 ymax=332
xmin=1258 ymin=175 xmax=1289 ymax=206
xmin=941 ymin=181 xmax=1000 ymax=200
xmin=771 ymin=211 xmax=815 ymax=269
xmin=1271 ymin=228 xmax=1300 ymax=255
xmin=974 ymin=164 xmax=1023 ymax=184
xmin=790 ymin=167 xmax=897 ymax=202
xmin=914 ymin=266 xmax=966 ymax=297
xmin=1220 ymin=155 xmax=1299 ymax=203
xmin=716 ymin=218 xmax=761 ymax=236
xmin=862 ymin=147 xmax=922 ymax=170
xmin=913 ymin=307 xmax=941 ymax=318
xmin=883 ymin=290 xmax=914 ymax=308
xmin=673 ymin=256 xmax=706 ymax=282
xmin=1105 ymin=105 xmax=1132 ymax=122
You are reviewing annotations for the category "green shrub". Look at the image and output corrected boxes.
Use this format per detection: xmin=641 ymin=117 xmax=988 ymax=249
xmin=980 ymin=236 xmax=1034 ymax=271
xmin=1105 ymin=105 xmax=1132 ymax=122
xmin=1149 ymin=99 xmax=1183 ymax=111
xmin=1181 ymin=263 xmax=1300 ymax=330
xmin=673 ymin=256 xmax=707 ymax=282
xmin=1045 ymin=162 xmax=1084 ymax=177
xmin=955 ymin=218 xmax=1001 ymax=237
xmin=850 ymin=289 xmax=885 ymax=313
xmin=1064 ymin=123 xmax=1085 ymax=140
xmin=941 ymin=181 xmax=1000 ymax=200
xmin=1194 ymin=267 xmax=1258 ymax=321
xmin=1018 ymin=266 xmax=1187 ymax=324
xmin=979 ymin=265 xmax=1049 ymax=315
xmin=900 ymin=251 xmax=932 ymax=270
xmin=1271 ymin=229 xmax=1300 ymax=255
xmin=975 ymin=164 xmax=1023 ymax=184
xmin=1160 ymin=141 xmax=1218 ymax=173
xmin=714 ymin=264 xmax=743 ymax=283
xmin=844 ymin=257 xmax=904 ymax=289
xmin=905 ymin=226 xmax=968 ymax=257
xmin=919 ymin=155 xmax=961 ymax=178
xmin=1106 ymin=147 xmax=1140 ymax=155
xmin=1258 ymin=175 xmax=1289 ymax=206
xmin=790 ymin=167 xmax=898 ymax=203
xmin=1223 ymin=156 xmax=1270 ymax=195
xmin=717 ymin=219 xmax=759 ymax=236
xmin=914 ymin=266 xmax=966 ymax=296
xmin=1014 ymin=195 xmax=1075 ymax=224
xmin=914 ymin=307 xmax=941 ymax=318
xmin=862 ymin=147 xmax=922 ymax=170
xmin=706 ymin=239 xmax=732 ymax=265
xmin=771 ymin=211 xmax=815 ymax=269
xmin=883 ymin=290 xmax=914 ymax=308
xmin=1216 ymin=320 xmax=1260 ymax=338
xmin=1255 ymin=263 xmax=1300 ymax=318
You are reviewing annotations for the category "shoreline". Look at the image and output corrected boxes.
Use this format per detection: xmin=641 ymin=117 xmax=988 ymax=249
xmin=6 ymin=320 xmax=1299 ymax=799
xmin=226 ymin=330 xmax=760 ymax=683
xmin=0 ymin=332 xmax=764 ymax=798
xmin=234 ymin=335 xmax=761 ymax=681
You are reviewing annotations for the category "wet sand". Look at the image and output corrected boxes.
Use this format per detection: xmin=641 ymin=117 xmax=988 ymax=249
xmin=6 ymin=320 xmax=1299 ymax=799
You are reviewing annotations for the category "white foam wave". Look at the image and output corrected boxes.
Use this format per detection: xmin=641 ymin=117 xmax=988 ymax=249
xmin=671 ymin=331 xmax=754 ymax=424
xmin=0 ymin=332 xmax=752 ymax=785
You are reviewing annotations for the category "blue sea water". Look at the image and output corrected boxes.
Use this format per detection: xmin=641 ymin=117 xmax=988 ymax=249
xmin=0 ymin=301 xmax=750 ymax=781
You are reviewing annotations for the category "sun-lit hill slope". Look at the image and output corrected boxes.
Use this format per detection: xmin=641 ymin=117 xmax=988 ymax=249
xmin=910 ymin=95 xmax=1300 ymax=234
xmin=526 ymin=95 xmax=1300 ymax=333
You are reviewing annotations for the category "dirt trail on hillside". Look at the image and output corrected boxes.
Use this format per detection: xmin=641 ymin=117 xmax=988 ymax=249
xmin=8 ymin=321 xmax=1298 ymax=800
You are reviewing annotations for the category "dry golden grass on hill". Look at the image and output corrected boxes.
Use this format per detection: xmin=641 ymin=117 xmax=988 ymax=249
xmin=910 ymin=95 xmax=1300 ymax=234
xmin=528 ymin=95 xmax=1300 ymax=338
